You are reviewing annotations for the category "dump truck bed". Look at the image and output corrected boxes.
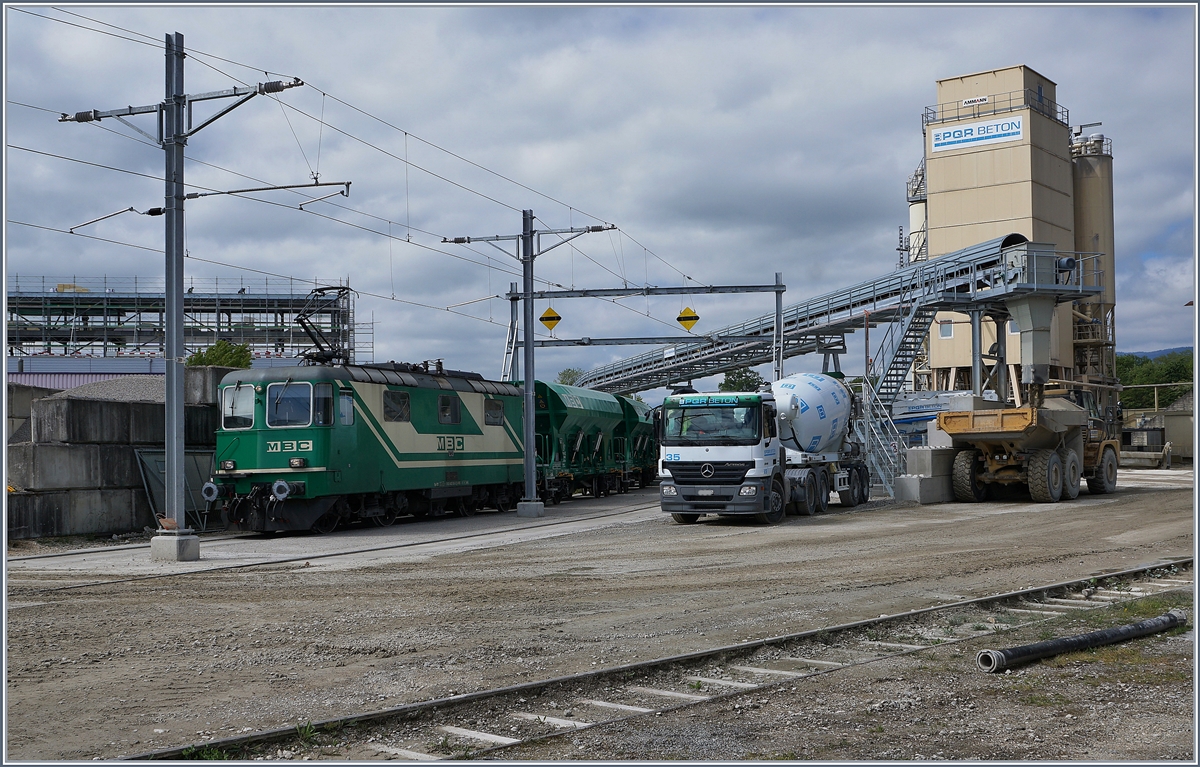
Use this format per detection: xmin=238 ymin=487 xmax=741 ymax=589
xmin=937 ymin=402 xmax=1087 ymax=449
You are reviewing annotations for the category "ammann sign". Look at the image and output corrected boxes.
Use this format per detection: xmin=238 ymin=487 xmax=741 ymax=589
xmin=931 ymin=115 xmax=1024 ymax=153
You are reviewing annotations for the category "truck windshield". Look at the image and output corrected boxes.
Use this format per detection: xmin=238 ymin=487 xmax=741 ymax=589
xmin=662 ymin=405 xmax=760 ymax=446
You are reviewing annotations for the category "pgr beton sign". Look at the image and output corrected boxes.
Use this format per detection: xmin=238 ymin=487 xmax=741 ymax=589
xmin=931 ymin=115 xmax=1024 ymax=152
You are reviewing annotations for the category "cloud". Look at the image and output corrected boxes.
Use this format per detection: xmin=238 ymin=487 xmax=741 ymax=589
xmin=4 ymin=5 xmax=1195 ymax=396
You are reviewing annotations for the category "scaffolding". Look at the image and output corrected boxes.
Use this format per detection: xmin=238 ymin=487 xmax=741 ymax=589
xmin=6 ymin=275 xmax=372 ymax=364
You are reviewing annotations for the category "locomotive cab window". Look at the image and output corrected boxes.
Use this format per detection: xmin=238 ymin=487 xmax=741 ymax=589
xmin=222 ymin=384 xmax=255 ymax=430
xmin=383 ymin=390 xmax=411 ymax=422
xmin=313 ymin=383 xmax=334 ymax=426
xmin=484 ymin=398 xmax=505 ymax=426
xmin=266 ymin=381 xmax=312 ymax=427
xmin=339 ymin=389 xmax=355 ymax=425
xmin=438 ymin=394 xmax=461 ymax=425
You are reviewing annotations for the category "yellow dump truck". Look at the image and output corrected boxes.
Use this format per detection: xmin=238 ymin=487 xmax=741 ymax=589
xmin=937 ymin=387 xmax=1120 ymax=503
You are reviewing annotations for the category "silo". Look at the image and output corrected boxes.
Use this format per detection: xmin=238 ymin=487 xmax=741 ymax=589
xmin=1072 ymin=134 xmax=1116 ymax=306
xmin=1071 ymin=133 xmax=1117 ymax=383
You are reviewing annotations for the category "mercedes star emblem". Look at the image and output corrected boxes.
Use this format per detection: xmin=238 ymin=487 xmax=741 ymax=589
xmin=700 ymin=463 xmax=715 ymax=478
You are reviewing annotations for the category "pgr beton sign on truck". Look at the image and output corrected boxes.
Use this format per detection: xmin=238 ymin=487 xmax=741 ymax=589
xmin=931 ymin=115 xmax=1024 ymax=152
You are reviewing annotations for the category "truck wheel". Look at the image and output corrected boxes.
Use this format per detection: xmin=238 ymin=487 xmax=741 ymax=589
xmin=839 ymin=468 xmax=863 ymax=507
xmin=815 ymin=470 xmax=830 ymax=514
xmin=951 ymin=450 xmax=989 ymax=502
xmin=1060 ymin=449 xmax=1081 ymax=500
xmin=1028 ymin=449 xmax=1063 ymax=503
xmin=857 ymin=466 xmax=871 ymax=502
xmin=1086 ymin=447 xmax=1118 ymax=494
xmin=800 ymin=473 xmax=818 ymax=516
xmin=757 ymin=479 xmax=786 ymax=524
xmin=671 ymin=513 xmax=700 ymax=524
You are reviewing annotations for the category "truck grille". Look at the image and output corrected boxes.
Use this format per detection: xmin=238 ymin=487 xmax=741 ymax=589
xmin=663 ymin=461 xmax=754 ymax=484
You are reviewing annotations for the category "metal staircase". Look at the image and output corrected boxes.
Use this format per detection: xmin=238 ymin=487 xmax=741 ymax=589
xmin=871 ymin=304 xmax=937 ymax=405
xmin=852 ymin=379 xmax=906 ymax=499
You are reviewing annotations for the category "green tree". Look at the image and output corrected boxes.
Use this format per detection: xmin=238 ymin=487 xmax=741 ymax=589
xmin=556 ymin=367 xmax=583 ymax=386
xmin=1116 ymin=350 xmax=1193 ymax=409
xmin=186 ymin=340 xmax=253 ymax=368
xmin=719 ymin=367 xmax=766 ymax=392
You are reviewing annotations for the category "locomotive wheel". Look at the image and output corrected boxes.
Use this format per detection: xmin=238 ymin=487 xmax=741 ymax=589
xmin=456 ymin=498 xmax=476 ymax=518
xmin=311 ymin=511 xmax=339 ymax=535
xmin=371 ymin=508 xmax=397 ymax=527
xmin=756 ymin=479 xmax=786 ymax=524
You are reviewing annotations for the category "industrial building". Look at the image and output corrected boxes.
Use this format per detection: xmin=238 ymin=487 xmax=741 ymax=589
xmin=6 ymin=275 xmax=369 ymax=366
xmin=906 ymin=65 xmax=1117 ymax=396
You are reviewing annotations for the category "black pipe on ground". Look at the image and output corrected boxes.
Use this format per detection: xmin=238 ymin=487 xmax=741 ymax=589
xmin=976 ymin=609 xmax=1188 ymax=673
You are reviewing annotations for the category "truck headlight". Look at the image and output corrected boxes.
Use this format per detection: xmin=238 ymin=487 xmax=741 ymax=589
xmin=661 ymin=485 xmax=678 ymax=497
xmin=739 ymin=486 xmax=758 ymax=496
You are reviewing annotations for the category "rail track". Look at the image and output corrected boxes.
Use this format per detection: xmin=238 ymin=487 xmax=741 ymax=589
xmin=132 ymin=557 xmax=1193 ymax=761
xmin=10 ymin=501 xmax=663 ymax=593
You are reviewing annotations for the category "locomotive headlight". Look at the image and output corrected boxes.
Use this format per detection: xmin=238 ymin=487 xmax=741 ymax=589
xmin=739 ymin=485 xmax=758 ymax=496
xmin=661 ymin=485 xmax=678 ymax=497
xmin=289 ymin=457 xmax=308 ymax=468
xmin=219 ymin=460 xmax=236 ymax=471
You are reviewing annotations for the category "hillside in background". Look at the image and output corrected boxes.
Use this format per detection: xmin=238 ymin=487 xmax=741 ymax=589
xmin=1117 ymin=346 xmax=1193 ymax=359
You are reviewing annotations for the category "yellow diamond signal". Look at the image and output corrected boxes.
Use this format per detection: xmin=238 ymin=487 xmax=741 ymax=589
xmin=677 ymin=307 xmax=700 ymax=331
xmin=540 ymin=307 xmax=562 ymax=332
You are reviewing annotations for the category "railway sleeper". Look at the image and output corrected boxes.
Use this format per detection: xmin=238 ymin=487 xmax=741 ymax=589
xmin=139 ymin=562 xmax=1191 ymax=761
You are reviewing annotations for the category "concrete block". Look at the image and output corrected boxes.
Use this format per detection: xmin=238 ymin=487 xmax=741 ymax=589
xmin=186 ymin=405 xmax=220 ymax=447
xmin=6 ymin=487 xmax=154 ymax=539
xmin=517 ymin=501 xmax=545 ymax=517
xmin=150 ymin=533 xmax=200 ymax=561
xmin=185 ymin=366 xmax=239 ymax=405
xmin=927 ymin=422 xmax=954 ymax=448
xmin=906 ymin=447 xmax=959 ymax=477
xmin=894 ymin=474 xmax=954 ymax=504
xmin=7 ymin=383 xmax=60 ymax=419
xmin=7 ymin=442 xmax=142 ymax=490
xmin=128 ymin=402 xmax=165 ymax=444
xmin=32 ymin=398 xmax=131 ymax=444
xmin=29 ymin=395 xmax=216 ymax=446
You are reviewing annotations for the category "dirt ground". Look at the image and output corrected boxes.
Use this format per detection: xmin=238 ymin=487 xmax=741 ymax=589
xmin=4 ymin=471 xmax=1194 ymax=760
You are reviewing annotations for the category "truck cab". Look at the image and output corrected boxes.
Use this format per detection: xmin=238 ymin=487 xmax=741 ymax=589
xmin=657 ymin=391 xmax=785 ymax=523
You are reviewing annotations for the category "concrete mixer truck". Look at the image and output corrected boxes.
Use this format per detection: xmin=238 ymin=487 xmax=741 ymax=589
xmin=656 ymin=373 xmax=870 ymax=524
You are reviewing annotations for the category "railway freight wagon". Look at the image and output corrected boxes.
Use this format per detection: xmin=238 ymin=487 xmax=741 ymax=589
xmin=203 ymin=363 xmax=525 ymax=533
xmin=615 ymin=394 xmax=657 ymax=488
xmin=533 ymin=381 xmax=626 ymax=504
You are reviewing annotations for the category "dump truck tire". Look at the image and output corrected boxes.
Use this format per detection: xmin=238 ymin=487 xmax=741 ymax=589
xmin=1028 ymin=449 xmax=1063 ymax=503
xmin=952 ymin=449 xmax=988 ymax=502
xmin=1086 ymin=447 xmax=1118 ymax=494
xmin=1060 ymin=449 xmax=1081 ymax=500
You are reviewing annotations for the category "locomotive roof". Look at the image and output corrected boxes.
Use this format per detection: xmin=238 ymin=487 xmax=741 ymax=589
xmin=217 ymin=364 xmax=522 ymax=397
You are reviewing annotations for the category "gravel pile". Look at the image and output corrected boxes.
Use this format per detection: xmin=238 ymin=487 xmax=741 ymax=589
xmin=48 ymin=376 xmax=165 ymax=403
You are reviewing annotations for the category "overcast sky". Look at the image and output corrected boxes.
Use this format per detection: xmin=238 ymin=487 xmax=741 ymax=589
xmin=4 ymin=4 xmax=1196 ymax=399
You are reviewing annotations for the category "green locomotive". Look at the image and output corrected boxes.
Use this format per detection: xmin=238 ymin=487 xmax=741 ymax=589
xmin=203 ymin=363 xmax=657 ymax=533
